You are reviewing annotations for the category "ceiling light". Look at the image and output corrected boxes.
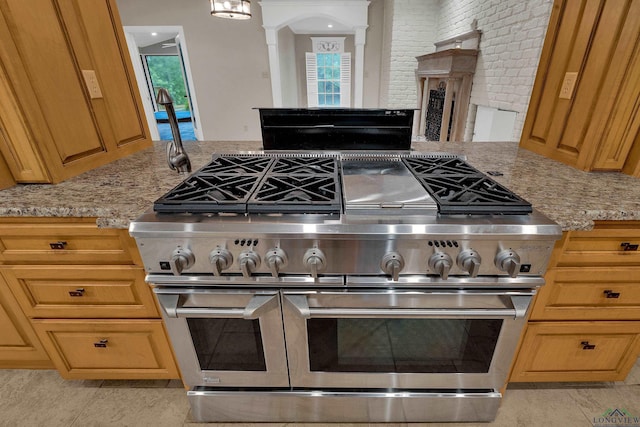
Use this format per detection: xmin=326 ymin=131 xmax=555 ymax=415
xmin=210 ymin=0 xmax=251 ymax=20
xmin=328 ymin=24 xmax=333 ymax=28
xmin=151 ymin=32 xmax=158 ymax=36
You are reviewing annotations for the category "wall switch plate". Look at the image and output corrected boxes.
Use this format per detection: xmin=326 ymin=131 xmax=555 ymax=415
xmin=81 ymin=70 xmax=103 ymax=99
xmin=559 ymin=71 xmax=578 ymax=99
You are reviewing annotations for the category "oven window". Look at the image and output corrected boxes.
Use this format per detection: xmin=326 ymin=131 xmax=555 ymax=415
xmin=187 ymin=318 xmax=266 ymax=371
xmin=307 ymin=318 xmax=502 ymax=373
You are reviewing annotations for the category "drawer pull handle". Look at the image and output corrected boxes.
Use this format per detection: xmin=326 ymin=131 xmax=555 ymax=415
xmin=581 ymin=341 xmax=596 ymax=350
xmin=68 ymin=288 xmax=85 ymax=297
xmin=49 ymin=241 xmax=67 ymax=250
xmin=621 ymin=242 xmax=639 ymax=251
xmin=93 ymin=339 xmax=108 ymax=348
xmin=603 ymin=290 xmax=620 ymax=299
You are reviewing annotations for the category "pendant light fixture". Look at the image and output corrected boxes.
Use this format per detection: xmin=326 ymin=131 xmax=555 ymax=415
xmin=210 ymin=0 xmax=251 ymax=20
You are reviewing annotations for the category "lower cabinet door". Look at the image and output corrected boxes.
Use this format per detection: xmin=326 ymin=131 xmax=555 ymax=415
xmin=0 ymin=274 xmax=52 ymax=368
xmin=510 ymin=321 xmax=640 ymax=382
xmin=31 ymin=319 xmax=179 ymax=380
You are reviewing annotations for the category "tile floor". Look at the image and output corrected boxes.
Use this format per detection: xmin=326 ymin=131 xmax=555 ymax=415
xmin=0 ymin=360 xmax=638 ymax=427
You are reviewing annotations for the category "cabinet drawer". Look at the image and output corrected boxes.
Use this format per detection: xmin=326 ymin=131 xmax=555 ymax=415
xmin=1 ymin=266 xmax=158 ymax=318
xmin=31 ymin=319 xmax=179 ymax=380
xmin=531 ymin=268 xmax=640 ymax=320
xmin=510 ymin=321 xmax=640 ymax=382
xmin=0 ymin=219 xmax=137 ymax=265
xmin=557 ymin=224 xmax=640 ymax=267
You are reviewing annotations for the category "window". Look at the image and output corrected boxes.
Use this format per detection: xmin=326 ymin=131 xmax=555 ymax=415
xmin=306 ymin=38 xmax=351 ymax=108
xmin=317 ymin=53 xmax=341 ymax=106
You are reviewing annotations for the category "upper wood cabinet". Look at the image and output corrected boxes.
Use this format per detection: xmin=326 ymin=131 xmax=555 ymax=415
xmin=0 ymin=0 xmax=151 ymax=184
xmin=520 ymin=0 xmax=640 ymax=176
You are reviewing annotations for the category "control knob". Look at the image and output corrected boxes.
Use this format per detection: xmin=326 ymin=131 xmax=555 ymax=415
xmin=169 ymin=247 xmax=195 ymax=276
xmin=303 ymin=248 xmax=326 ymax=279
xmin=457 ymin=249 xmax=482 ymax=277
xmin=428 ymin=252 xmax=453 ymax=280
xmin=380 ymin=252 xmax=404 ymax=281
xmin=238 ymin=250 xmax=261 ymax=278
xmin=265 ymin=247 xmax=288 ymax=278
xmin=495 ymin=249 xmax=521 ymax=278
xmin=209 ymin=247 xmax=233 ymax=276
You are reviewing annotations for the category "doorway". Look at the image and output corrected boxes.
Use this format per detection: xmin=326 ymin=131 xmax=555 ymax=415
xmin=144 ymin=54 xmax=195 ymax=141
xmin=122 ymin=26 xmax=203 ymax=142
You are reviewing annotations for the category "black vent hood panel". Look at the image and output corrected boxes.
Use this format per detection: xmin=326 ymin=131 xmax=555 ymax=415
xmin=258 ymin=108 xmax=415 ymax=151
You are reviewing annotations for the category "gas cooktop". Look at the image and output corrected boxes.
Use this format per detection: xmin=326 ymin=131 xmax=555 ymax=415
xmin=153 ymin=152 xmax=532 ymax=216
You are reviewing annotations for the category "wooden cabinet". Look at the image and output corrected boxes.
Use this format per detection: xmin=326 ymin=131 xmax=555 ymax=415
xmin=0 ymin=273 xmax=52 ymax=368
xmin=519 ymin=0 xmax=640 ymax=177
xmin=0 ymin=218 xmax=179 ymax=379
xmin=0 ymin=0 xmax=151 ymax=184
xmin=31 ymin=320 xmax=177 ymax=380
xmin=0 ymin=150 xmax=15 ymax=190
xmin=510 ymin=221 xmax=640 ymax=382
xmin=511 ymin=322 xmax=640 ymax=382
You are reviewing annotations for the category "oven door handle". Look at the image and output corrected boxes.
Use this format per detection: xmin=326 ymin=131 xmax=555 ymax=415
xmin=157 ymin=293 xmax=279 ymax=319
xmin=284 ymin=295 xmax=531 ymax=319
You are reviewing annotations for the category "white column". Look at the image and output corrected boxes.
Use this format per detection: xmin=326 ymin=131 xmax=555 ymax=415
xmin=264 ymin=27 xmax=282 ymax=107
xmin=354 ymin=26 xmax=367 ymax=108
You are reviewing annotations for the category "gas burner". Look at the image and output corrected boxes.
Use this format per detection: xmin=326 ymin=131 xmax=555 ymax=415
xmin=403 ymin=157 xmax=481 ymax=175
xmin=403 ymin=156 xmax=532 ymax=215
xmin=416 ymin=175 xmax=532 ymax=215
xmin=248 ymin=175 xmax=341 ymax=214
xmin=199 ymin=155 xmax=274 ymax=174
xmin=269 ymin=157 xmax=338 ymax=175
xmin=153 ymin=175 xmax=262 ymax=213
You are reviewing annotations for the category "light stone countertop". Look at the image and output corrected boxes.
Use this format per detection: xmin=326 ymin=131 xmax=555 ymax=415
xmin=0 ymin=140 xmax=638 ymax=231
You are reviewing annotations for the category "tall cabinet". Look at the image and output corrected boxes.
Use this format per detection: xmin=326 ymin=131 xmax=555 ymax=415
xmin=0 ymin=0 xmax=151 ymax=184
xmin=519 ymin=0 xmax=640 ymax=176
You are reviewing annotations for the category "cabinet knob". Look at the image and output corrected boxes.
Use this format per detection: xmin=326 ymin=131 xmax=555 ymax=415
xmin=580 ymin=341 xmax=596 ymax=350
xmin=93 ymin=339 xmax=108 ymax=348
xmin=68 ymin=288 xmax=85 ymax=297
xmin=603 ymin=290 xmax=621 ymax=299
xmin=49 ymin=241 xmax=67 ymax=250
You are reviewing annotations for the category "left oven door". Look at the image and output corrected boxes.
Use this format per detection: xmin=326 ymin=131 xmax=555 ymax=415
xmin=154 ymin=288 xmax=289 ymax=388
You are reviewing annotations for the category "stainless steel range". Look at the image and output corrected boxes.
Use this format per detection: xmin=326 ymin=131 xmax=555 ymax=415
xmin=130 ymin=150 xmax=561 ymax=423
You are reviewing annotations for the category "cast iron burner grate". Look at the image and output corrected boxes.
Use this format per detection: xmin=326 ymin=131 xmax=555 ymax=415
xmin=154 ymin=154 xmax=341 ymax=214
xmin=248 ymin=156 xmax=341 ymax=213
xmin=153 ymin=155 xmax=274 ymax=213
xmin=403 ymin=157 xmax=532 ymax=215
xmin=198 ymin=155 xmax=274 ymax=174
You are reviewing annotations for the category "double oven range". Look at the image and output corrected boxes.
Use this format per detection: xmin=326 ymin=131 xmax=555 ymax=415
xmin=130 ymin=148 xmax=561 ymax=423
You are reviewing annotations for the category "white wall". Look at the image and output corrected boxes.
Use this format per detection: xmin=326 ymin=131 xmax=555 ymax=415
xmin=379 ymin=0 xmax=440 ymax=109
xmin=116 ymin=0 xmax=272 ymax=141
xmin=436 ymin=0 xmax=553 ymax=141
xmin=278 ymin=26 xmax=298 ymax=107
xmin=116 ymin=0 xmax=551 ymax=141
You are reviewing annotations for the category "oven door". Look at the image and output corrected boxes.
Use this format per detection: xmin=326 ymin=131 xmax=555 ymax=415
xmin=282 ymin=288 xmax=533 ymax=390
xmin=154 ymin=288 xmax=289 ymax=388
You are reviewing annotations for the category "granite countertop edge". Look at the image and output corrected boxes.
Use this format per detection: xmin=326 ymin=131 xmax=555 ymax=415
xmin=0 ymin=140 xmax=638 ymax=232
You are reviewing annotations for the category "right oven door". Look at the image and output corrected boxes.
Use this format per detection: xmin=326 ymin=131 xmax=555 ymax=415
xmin=282 ymin=288 xmax=533 ymax=390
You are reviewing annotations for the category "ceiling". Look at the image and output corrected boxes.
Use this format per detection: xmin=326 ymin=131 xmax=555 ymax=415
xmin=288 ymin=17 xmax=352 ymax=34
xmin=131 ymin=31 xmax=178 ymax=48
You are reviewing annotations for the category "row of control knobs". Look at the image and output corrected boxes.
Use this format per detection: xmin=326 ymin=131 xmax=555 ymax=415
xmin=381 ymin=249 xmax=521 ymax=280
xmin=170 ymin=247 xmax=522 ymax=279
xmin=170 ymin=247 xmax=327 ymax=278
